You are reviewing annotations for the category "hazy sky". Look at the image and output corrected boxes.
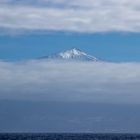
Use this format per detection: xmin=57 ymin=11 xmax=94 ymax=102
xmin=1 ymin=1 xmax=140 ymax=132
xmin=0 ymin=0 xmax=140 ymax=103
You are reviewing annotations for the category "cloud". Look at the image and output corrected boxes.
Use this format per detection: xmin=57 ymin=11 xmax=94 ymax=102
xmin=1 ymin=0 xmax=140 ymax=33
xmin=0 ymin=60 xmax=140 ymax=104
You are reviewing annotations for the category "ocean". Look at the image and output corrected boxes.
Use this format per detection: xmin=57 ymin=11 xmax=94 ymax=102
xmin=1 ymin=133 xmax=140 ymax=140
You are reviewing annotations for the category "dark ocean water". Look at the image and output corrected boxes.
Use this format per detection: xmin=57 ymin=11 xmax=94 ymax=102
xmin=1 ymin=133 xmax=140 ymax=140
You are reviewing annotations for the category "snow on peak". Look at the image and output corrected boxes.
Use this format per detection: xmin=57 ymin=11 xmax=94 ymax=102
xmin=40 ymin=48 xmax=100 ymax=62
xmin=59 ymin=48 xmax=87 ymax=59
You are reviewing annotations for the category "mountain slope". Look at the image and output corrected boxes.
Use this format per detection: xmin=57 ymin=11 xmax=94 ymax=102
xmin=40 ymin=48 xmax=99 ymax=62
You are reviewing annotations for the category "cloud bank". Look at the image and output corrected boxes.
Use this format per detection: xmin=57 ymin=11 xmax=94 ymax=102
xmin=0 ymin=60 xmax=140 ymax=104
xmin=1 ymin=0 xmax=140 ymax=33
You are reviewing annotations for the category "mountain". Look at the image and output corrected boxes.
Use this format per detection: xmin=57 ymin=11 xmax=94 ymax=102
xmin=40 ymin=48 xmax=99 ymax=62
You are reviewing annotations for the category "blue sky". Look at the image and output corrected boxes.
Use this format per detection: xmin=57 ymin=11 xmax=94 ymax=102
xmin=0 ymin=32 xmax=140 ymax=62
xmin=1 ymin=0 xmax=140 ymax=62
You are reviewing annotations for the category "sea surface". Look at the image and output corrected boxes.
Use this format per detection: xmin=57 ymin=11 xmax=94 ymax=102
xmin=1 ymin=133 xmax=140 ymax=140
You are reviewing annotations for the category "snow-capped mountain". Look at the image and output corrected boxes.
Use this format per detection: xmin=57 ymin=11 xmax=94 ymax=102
xmin=40 ymin=48 xmax=99 ymax=61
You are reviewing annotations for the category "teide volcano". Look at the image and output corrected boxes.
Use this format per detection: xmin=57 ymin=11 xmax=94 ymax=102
xmin=40 ymin=48 xmax=100 ymax=62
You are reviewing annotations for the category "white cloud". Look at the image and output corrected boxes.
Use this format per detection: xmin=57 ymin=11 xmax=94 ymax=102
xmin=1 ymin=0 xmax=140 ymax=33
xmin=0 ymin=60 xmax=140 ymax=104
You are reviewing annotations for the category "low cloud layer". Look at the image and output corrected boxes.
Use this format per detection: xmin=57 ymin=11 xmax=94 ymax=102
xmin=0 ymin=60 xmax=140 ymax=104
xmin=1 ymin=0 xmax=140 ymax=33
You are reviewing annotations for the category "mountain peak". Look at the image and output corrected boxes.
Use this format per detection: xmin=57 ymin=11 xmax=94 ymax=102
xmin=40 ymin=48 xmax=99 ymax=62
xmin=59 ymin=48 xmax=87 ymax=59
